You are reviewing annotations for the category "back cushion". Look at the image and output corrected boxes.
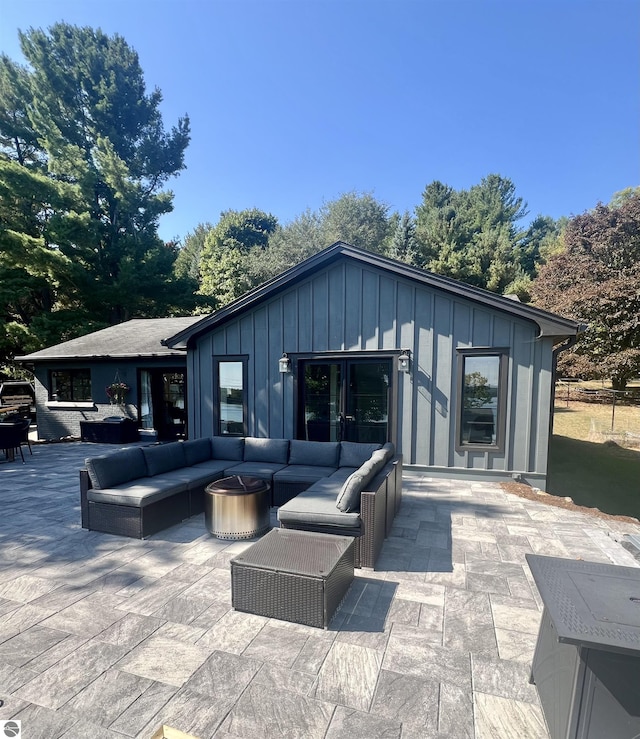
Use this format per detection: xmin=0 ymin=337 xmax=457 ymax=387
xmin=244 ymin=437 xmax=290 ymax=464
xmin=182 ymin=438 xmax=212 ymax=466
xmin=335 ymin=458 xmax=380 ymax=513
xmin=85 ymin=447 xmax=147 ymax=490
xmin=370 ymin=449 xmax=389 ymax=471
xmin=211 ymin=436 xmax=245 ymax=461
xmin=289 ymin=440 xmax=339 ymax=467
xmin=381 ymin=442 xmax=395 ymax=461
xmin=339 ymin=441 xmax=382 ymax=468
xmin=143 ymin=442 xmax=187 ymax=476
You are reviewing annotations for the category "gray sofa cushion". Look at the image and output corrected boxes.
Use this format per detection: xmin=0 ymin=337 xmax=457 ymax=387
xmin=182 ymin=438 xmax=212 ymax=465
xmin=335 ymin=456 xmax=383 ymax=513
xmin=244 ymin=437 xmax=289 ymax=464
xmin=211 ymin=436 xmax=244 ymax=461
xmin=288 ymin=440 xmax=339 ymax=467
xmin=327 ymin=467 xmax=358 ymax=483
xmin=273 ymin=465 xmax=337 ymax=484
xmin=85 ymin=447 xmax=147 ymax=490
xmin=86 ymin=476 xmax=186 ymax=507
xmin=338 ymin=441 xmax=382 ymax=468
xmin=223 ymin=461 xmax=287 ymax=481
xmin=370 ymin=449 xmax=389 ymax=469
xmin=381 ymin=442 xmax=395 ymax=461
xmin=156 ymin=460 xmax=231 ymax=491
xmin=277 ymin=482 xmax=361 ymax=529
xmin=142 ymin=442 xmax=187 ymax=476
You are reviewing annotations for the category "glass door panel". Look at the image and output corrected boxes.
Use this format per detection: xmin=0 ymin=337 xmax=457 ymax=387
xmin=299 ymin=359 xmax=391 ymax=443
xmin=302 ymin=363 xmax=342 ymax=441
xmin=344 ymin=362 xmax=390 ymax=443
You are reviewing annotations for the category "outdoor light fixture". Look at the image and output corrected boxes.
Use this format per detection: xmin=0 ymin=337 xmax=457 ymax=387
xmin=279 ymin=353 xmax=291 ymax=373
xmin=397 ymin=349 xmax=411 ymax=373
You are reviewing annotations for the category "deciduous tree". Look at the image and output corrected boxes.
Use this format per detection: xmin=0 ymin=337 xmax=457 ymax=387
xmin=531 ymin=193 xmax=640 ymax=390
xmin=199 ymin=209 xmax=278 ymax=306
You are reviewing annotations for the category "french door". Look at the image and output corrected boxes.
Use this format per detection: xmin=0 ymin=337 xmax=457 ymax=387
xmin=298 ymin=358 xmax=392 ymax=444
xmin=139 ymin=369 xmax=187 ymax=440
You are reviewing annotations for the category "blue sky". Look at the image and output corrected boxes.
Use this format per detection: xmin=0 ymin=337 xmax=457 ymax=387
xmin=1 ymin=0 xmax=638 ymax=243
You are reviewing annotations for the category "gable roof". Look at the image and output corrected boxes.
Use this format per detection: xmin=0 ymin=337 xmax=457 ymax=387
xmin=16 ymin=317 xmax=201 ymax=362
xmin=165 ymin=242 xmax=582 ymax=349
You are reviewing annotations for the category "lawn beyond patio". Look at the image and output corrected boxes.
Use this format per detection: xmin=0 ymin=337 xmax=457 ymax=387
xmin=547 ymin=435 xmax=640 ymax=520
xmin=547 ymin=394 xmax=640 ymax=520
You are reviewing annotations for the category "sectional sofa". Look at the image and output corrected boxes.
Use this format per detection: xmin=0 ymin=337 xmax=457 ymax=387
xmin=80 ymin=436 xmax=402 ymax=568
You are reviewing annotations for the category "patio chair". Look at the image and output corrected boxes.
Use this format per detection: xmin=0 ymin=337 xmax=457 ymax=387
xmin=2 ymin=414 xmax=32 ymax=455
xmin=0 ymin=422 xmax=25 ymax=463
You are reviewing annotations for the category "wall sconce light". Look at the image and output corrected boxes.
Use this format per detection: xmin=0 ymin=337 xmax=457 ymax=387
xmin=279 ymin=353 xmax=291 ymax=373
xmin=397 ymin=349 xmax=411 ymax=373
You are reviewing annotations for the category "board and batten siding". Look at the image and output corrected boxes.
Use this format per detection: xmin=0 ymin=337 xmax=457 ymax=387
xmin=188 ymin=260 xmax=554 ymax=485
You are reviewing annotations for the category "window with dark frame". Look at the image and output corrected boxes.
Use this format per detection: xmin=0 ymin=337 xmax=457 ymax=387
xmin=216 ymin=359 xmax=247 ymax=436
xmin=456 ymin=349 xmax=508 ymax=451
xmin=50 ymin=369 xmax=92 ymax=401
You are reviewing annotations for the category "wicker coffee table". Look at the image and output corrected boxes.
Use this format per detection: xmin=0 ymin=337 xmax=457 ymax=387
xmin=230 ymin=528 xmax=355 ymax=629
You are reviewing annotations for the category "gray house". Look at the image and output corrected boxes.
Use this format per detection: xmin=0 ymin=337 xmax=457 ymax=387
xmin=165 ymin=242 xmax=581 ymax=489
xmin=17 ymin=317 xmax=200 ymax=441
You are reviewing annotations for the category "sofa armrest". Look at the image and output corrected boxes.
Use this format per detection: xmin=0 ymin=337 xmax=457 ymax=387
xmin=359 ymin=470 xmax=388 ymax=569
xmin=80 ymin=469 xmax=91 ymax=529
xmin=394 ymin=455 xmax=403 ymax=513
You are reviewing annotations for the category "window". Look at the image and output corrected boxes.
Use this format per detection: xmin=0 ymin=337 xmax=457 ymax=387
xmin=456 ymin=349 xmax=508 ymax=450
xmin=216 ymin=358 xmax=247 ymax=436
xmin=50 ymin=369 xmax=92 ymax=401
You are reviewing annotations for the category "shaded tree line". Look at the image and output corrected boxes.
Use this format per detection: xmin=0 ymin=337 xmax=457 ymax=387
xmin=179 ymin=178 xmax=561 ymax=311
xmin=0 ymin=22 xmax=198 ymax=375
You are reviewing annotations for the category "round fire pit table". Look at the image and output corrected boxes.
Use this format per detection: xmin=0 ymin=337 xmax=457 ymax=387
xmin=204 ymin=476 xmax=270 ymax=540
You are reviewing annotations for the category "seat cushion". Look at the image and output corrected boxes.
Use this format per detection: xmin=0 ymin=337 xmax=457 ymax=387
xmin=223 ymin=461 xmax=287 ymax=481
xmin=182 ymin=438 xmax=212 ymax=465
xmin=211 ymin=436 xmax=244 ymax=461
xmin=142 ymin=442 xmax=187 ymax=476
xmin=85 ymin=447 xmax=147 ymax=490
xmin=273 ymin=465 xmax=337 ymax=484
xmin=243 ymin=437 xmax=290 ymax=464
xmin=277 ymin=483 xmax=361 ymax=529
xmin=338 ymin=441 xmax=382 ymax=468
xmin=153 ymin=461 xmax=230 ymax=491
xmin=86 ymin=476 xmax=186 ymax=507
xmin=288 ymin=440 xmax=340 ymax=467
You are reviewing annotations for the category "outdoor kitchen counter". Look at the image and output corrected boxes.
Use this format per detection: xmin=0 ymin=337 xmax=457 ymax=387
xmin=526 ymin=553 xmax=640 ymax=739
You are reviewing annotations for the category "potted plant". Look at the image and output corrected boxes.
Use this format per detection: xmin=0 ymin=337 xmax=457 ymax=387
xmin=106 ymin=381 xmax=130 ymax=407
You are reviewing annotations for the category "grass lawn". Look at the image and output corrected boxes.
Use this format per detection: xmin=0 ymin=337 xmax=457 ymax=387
xmin=553 ymin=400 xmax=640 ymax=440
xmin=548 ymin=391 xmax=640 ymax=519
xmin=547 ymin=435 xmax=640 ymax=520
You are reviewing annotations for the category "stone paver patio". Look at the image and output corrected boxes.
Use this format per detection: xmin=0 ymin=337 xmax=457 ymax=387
xmin=0 ymin=440 xmax=638 ymax=738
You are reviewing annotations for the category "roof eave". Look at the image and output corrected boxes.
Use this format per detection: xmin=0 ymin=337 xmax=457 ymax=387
xmin=15 ymin=350 xmax=187 ymax=362
xmin=163 ymin=242 xmax=583 ymax=347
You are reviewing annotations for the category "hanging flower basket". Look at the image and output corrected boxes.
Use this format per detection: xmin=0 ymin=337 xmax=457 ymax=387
xmin=106 ymin=381 xmax=130 ymax=406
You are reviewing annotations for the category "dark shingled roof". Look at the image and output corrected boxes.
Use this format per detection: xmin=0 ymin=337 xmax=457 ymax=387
xmin=16 ymin=317 xmax=200 ymax=361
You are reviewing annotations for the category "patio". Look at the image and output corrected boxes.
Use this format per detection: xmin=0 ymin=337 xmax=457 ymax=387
xmin=0 ymin=441 xmax=638 ymax=739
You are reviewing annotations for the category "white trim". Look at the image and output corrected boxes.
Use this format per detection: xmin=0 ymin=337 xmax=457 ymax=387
xmin=45 ymin=401 xmax=96 ymax=410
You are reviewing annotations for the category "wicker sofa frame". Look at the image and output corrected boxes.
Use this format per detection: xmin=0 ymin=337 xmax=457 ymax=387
xmin=80 ymin=436 xmax=402 ymax=568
